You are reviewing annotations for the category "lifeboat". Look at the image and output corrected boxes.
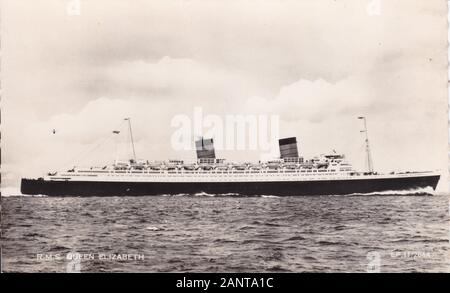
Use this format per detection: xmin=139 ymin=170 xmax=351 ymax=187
xmin=148 ymin=164 xmax=162 ymax=170
xmin=231 ymin=164 xmax=247 ymax=170
xmin=248 ymin=164 xmax=262 ymax=170
xmin=114 ymin=166 xmax=128 ymax=171
xmin=182 ymin=164 xmax=198 ymax=171
xmin=133 ymin=165 xmax=145 ymax=170
xmin=214 ymin=164 xmax=229 ymax=171
xmin=316 ymin=163 xmax=329 ymax=169
xmin=283 ymin=163 xmax=298 ymax=170
xmin=165 ymin=164 xmax=178 ymax=170
xmin=199 ymin=164 xmax=213 ymax=171
xmin=267 ymin=162 xmax=280 ymax=170
xmin=300 ymin=162 xmax=314 ymax=169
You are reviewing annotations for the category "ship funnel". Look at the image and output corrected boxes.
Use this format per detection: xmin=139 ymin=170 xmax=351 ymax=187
xmin=279 ymin=137 xmax=299 ymax=159
xmin=195 ymin=138 xmax=216 ymax=159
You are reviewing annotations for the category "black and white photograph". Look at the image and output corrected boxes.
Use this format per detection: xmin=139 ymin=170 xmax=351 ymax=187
xmin=1 ymin=0 xmax=449 ymax=277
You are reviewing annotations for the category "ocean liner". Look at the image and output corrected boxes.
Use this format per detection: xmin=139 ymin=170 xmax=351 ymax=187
xmin=21 ymin=117 xmax=440 ymax=196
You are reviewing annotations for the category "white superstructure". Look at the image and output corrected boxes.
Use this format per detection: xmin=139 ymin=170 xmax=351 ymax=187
xmin=44 ymin=154 xmax=437 ymax=183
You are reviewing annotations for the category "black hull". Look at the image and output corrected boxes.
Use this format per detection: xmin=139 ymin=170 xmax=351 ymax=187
xmin=21 ymin=175 xmax=440 ymax=197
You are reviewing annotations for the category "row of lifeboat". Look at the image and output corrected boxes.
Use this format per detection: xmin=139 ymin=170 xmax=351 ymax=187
xmin=114 ymin=162 xmax=330 ymax=171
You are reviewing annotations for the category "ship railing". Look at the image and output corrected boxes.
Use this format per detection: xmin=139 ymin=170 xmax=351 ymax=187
xmin=82 ymin=165 xmax=361 ymax=175
xmin=107 ymin=168 xmax=314 ymax=175
xmin=69 ymin=166 xmax=357 ymax=176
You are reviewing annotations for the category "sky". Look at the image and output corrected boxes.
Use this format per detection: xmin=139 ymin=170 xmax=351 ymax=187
xmin=1 ymin=0 xmax=449 ymax=191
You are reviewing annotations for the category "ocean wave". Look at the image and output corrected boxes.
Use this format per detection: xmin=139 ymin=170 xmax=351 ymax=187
xmin=3 ymin=188 xmax=436 ymax=198
xmin=218 ymin=193 xmax=240 ymax=196
xmin=326 ymin=187 xmax=435 ymax=197
xmin=165 ymin=193 xmax=190 ymax=197
xmin=285 ymin=236 xmax=306 ymax=241
xmin=2 ymin=193 xmax=449 ymax=272
xmin=163 ymin=187 xmax=436 ymax=197
xmin=2 ymin=193 xmax=47 ymax=198
xmin=194 ymin=192 xmax=216 ymax=197
xmin=146 ymin=226 xmax=165 ymax=231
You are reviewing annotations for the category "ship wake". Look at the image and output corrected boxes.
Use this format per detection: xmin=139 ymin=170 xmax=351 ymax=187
xmin=329 ymin=187 xmax=435 ymax=197
xmin=159 ymin=187 xmax=436 ymax=198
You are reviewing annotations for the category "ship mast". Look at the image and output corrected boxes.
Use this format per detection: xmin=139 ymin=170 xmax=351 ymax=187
xmin=358 ymin=116 xmax=374 ymax=173
xmin=125 ymin=118 xmax=137 ymax=163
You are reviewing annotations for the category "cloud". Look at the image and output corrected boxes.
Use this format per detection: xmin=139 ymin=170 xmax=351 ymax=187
xmin=238 ymin=70 xmax=447 ymax=174
xmin=3 ymin=0 xmax=446 ymax=114
xmin=94 ymin=56 xmax=260 ymax=102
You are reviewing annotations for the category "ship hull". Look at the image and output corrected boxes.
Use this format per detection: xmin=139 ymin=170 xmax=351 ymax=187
xmin=21 ymin=175 xmax=440 ymax=197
